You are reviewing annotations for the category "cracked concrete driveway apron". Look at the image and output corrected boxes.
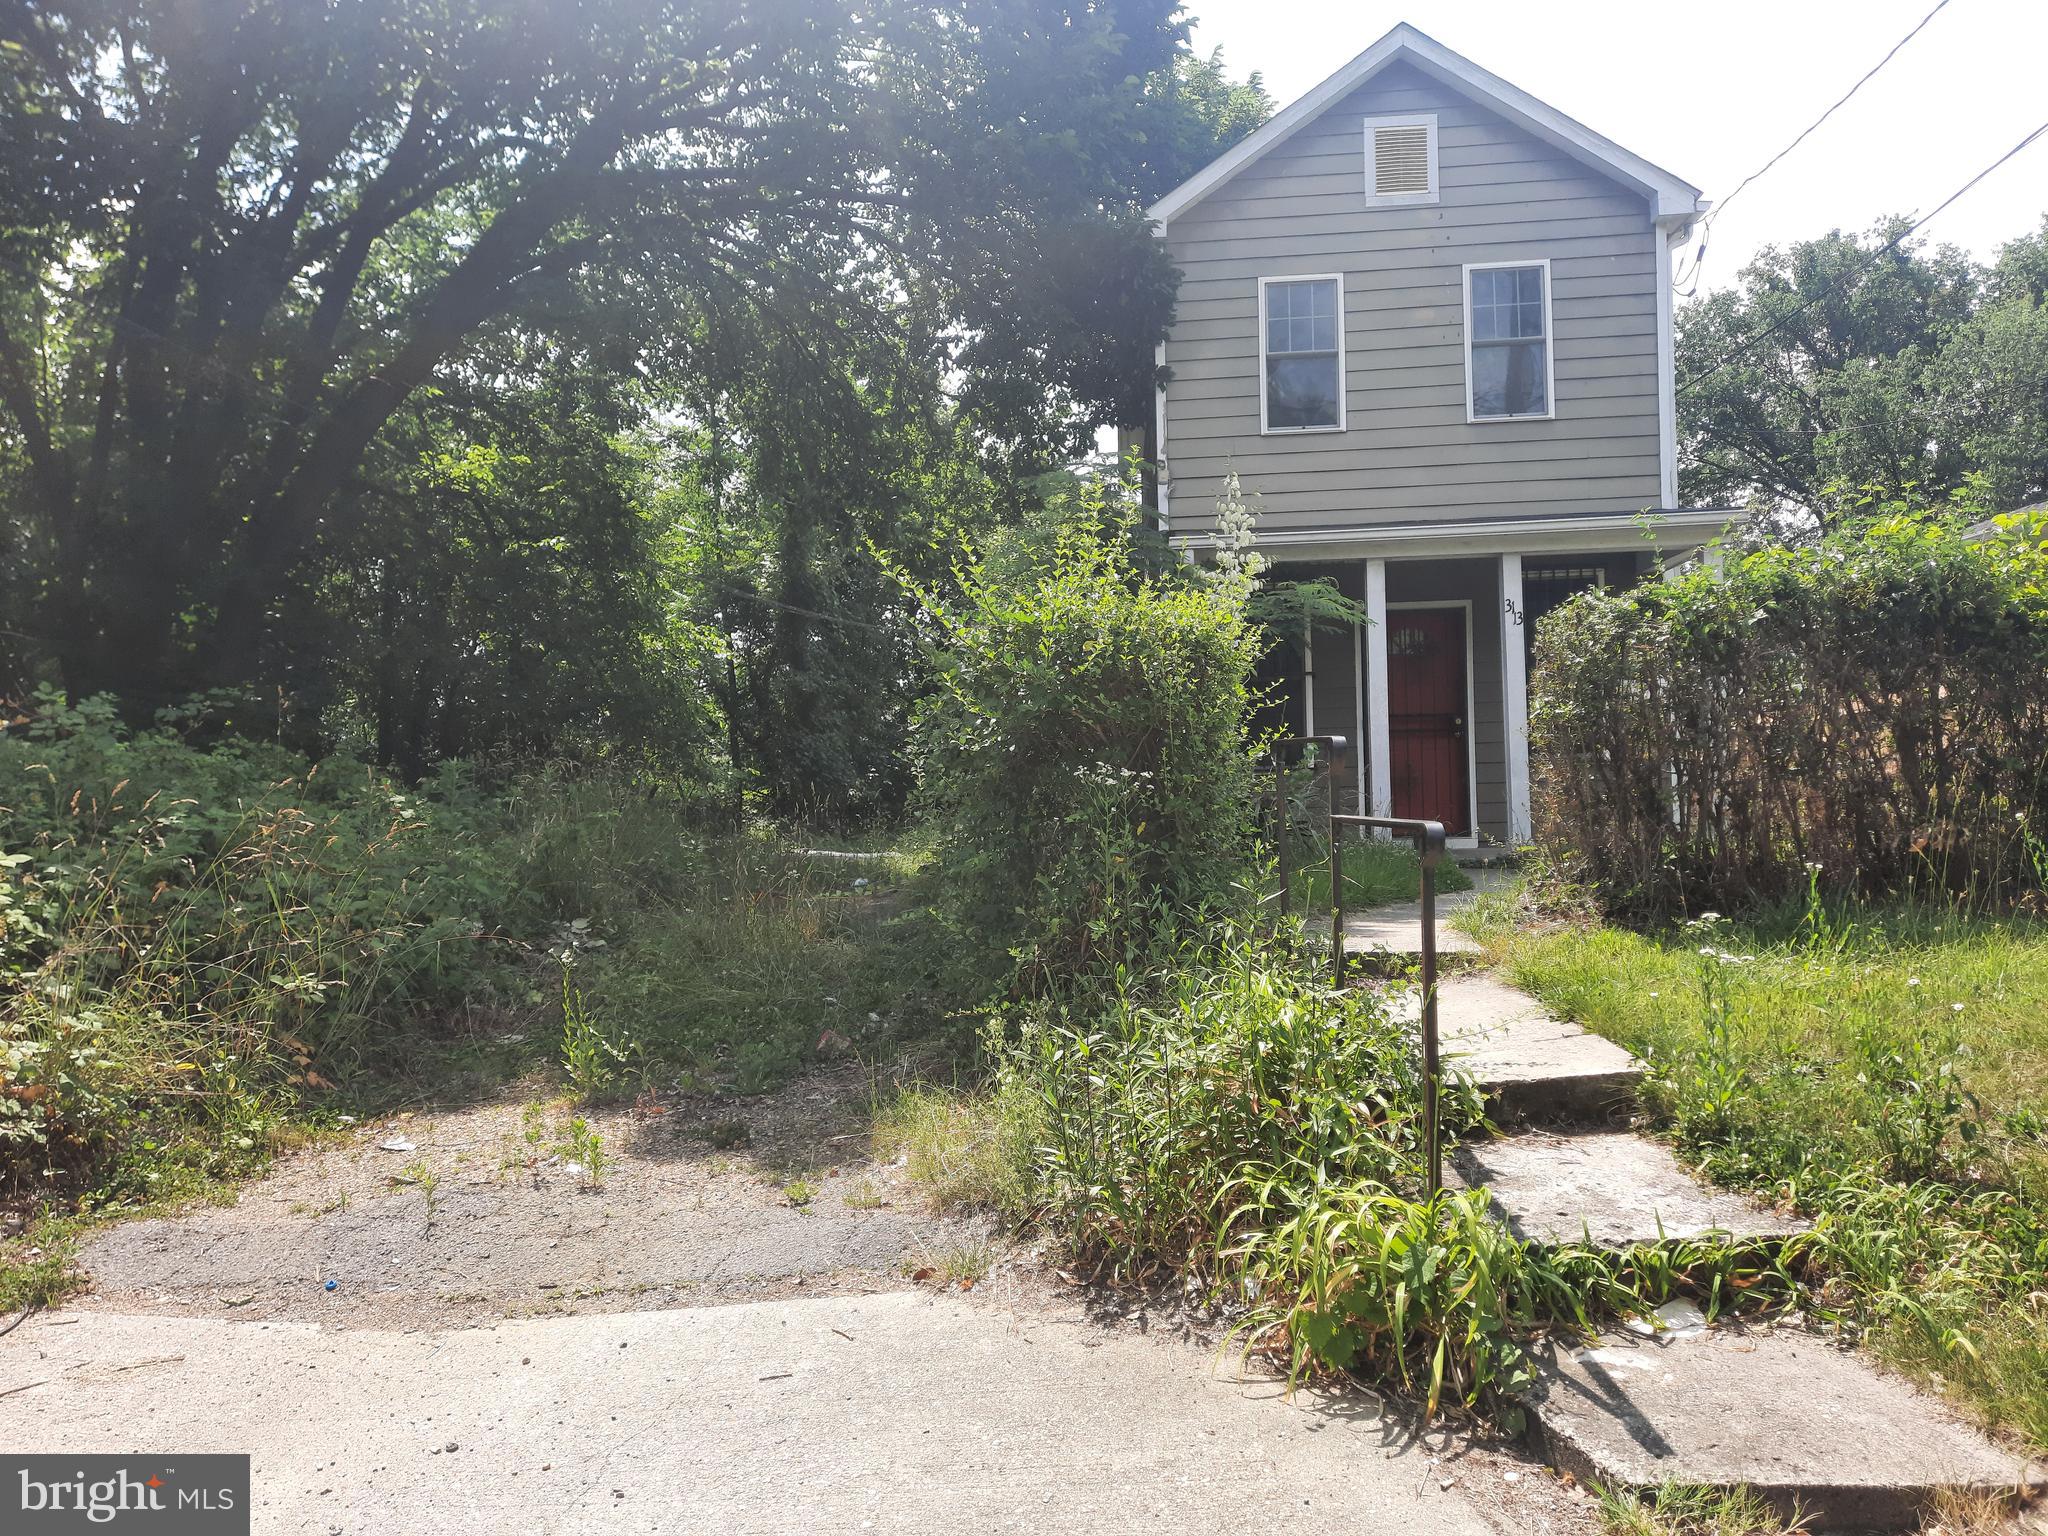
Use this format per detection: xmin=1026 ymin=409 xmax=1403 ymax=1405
xmin=4 ymin=1290 xmax=1494 ymax=1535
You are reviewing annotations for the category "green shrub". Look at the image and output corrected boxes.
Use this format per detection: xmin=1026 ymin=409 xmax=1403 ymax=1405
xmin=1531 ymin=511 xmax=2048 ymax=918
xmin=906 ymin=481 xmax=1263 ymax=992
xmin=0 ymin=692 xmax=530 ymax=1187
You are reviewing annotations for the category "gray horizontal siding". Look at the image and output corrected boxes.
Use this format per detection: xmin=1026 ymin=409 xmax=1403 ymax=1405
xmin=1162 ymin=60 xmax=1664 ymax=539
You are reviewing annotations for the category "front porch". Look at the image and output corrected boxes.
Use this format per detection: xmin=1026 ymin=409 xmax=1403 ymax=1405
xmin=1264 ymin=549 xmax=1659 ymax=847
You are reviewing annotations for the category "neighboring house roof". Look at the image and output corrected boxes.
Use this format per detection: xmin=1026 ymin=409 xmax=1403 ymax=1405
xmin=1147 ymin=21 xmax=1705 ymax=229
xmin=1963 ymin=500 xmax=2048 ymax=541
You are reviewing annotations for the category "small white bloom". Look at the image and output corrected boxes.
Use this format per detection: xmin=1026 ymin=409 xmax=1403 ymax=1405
xmin=1906 ymin=977 xmax=1921 ymax=987
xmin=1952 ymin=1002 xmax=1966 ymax=1012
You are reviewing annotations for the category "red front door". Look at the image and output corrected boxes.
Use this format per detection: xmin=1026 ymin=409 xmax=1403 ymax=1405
xmin=1387 ymin=608 xmax=1470 ymax=836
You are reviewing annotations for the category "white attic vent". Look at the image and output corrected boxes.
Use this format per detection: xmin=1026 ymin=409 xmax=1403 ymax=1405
xmin=1365 ymin=114 xmax=1438 ymax=207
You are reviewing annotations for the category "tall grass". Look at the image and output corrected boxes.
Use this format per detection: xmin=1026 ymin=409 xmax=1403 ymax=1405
xmin=0 ymin=711 xmax=940 ymax=1242
xmin=1002 ymin=933 xmax=1485 ymax=1275
xmin=2 ymin=730 xmax=526 ymax=1198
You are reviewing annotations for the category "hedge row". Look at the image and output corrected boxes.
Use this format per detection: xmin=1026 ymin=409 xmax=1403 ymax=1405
xmin=1531 ymin=514 xmax=2048 ymax=918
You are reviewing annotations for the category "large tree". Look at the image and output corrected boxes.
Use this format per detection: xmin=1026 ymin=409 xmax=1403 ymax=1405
xmin=1677 ymin=217 xmax=2048 ymax=524
xmin=0 ymin=0 xmax=1190 ymax=714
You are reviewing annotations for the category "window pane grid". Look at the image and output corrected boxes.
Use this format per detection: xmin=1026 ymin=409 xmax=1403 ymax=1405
xmin=1468 ymin=265 xmax=1548 ymax=418
xmin=1265 ymin=279 xmax=1338 ymax=356
xmin=1262 ymin=277 xmax=1341 ymax=430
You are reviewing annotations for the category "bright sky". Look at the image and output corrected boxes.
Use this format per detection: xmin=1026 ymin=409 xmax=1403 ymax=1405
xmin=1182 ymin=0 xmax=2048 ymax=290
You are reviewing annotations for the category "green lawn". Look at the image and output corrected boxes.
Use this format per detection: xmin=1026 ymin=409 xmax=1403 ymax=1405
xmin=1287 ymin=837 xmax=1474 ymax=914
xmin=1467 ymin=889 xmax=2048 ymax=1450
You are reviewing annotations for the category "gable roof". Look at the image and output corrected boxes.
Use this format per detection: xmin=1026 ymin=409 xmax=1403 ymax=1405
xmin=1149 ymin=22 xmax=1703 ymax=228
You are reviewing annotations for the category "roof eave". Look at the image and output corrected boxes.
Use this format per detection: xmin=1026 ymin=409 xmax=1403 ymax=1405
xmin=1148 ymin=22 xmax=1701 ymax=229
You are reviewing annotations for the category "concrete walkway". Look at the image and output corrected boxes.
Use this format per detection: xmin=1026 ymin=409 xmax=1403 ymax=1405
xmin=2 ymin=1293 xmax=1500 ymax=1536
xmin=1336 ymin=886 xmax=1484 ymax=955
xmin=1314 ymin=865 xmax=1517 ymax=958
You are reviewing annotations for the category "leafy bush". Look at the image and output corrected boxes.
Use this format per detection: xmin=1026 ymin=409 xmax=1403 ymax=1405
xmin=906 ymin=481 xmax=1263 ymax=991
xmin=0 ymin=691 xmax=531 ymax=1190
xmin=1531 ymin=512 xmax=2048 ymax=918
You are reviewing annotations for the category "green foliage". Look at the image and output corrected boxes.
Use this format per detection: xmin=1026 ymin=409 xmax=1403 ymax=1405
xmin=1232 ymin=1185 xmax=1542 ymax=1418
xmin=0 ymin=0 xmax=1232 ymax=778
xmin=0 ymin=691 xmax=529 ymax=1189
xmin=558 ymin=968 xmax=639 ymax=1106
xmin=1002 ymin=933 xmax=1486 ymax=1272
xmin=561 ymin=1118 xmax=606 ymax=1190
xmin=908 ymin=477 xmax=1264 ymax=989
xmin=0 ymin=700 xmax=940 ymax=1223
xmin=1288 ymin=838 xmax=1474 ymax=915
xmin=1532 ymin=510 xmax=2048 ymax=918
xmin=659 ymin=294 xmax=1015 ymax=823
xmin=1130 ymin=46 xmax=1274 ymax=204
xmin=888 ymin=929 xmax=1774 ymax=1424
xmin=308 ymin=358 xmax=721 ymax=779
xmin=871 ymin=1083 xmax=1044 ymax=1216
xmin=1597 ymin=1480 xmax=1805 ymax=1536
xmin=1678 ymin=216 xmax=2048 ymax=521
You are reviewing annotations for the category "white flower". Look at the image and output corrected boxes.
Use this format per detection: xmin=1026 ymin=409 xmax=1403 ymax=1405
xmin=1952 ymin=1002 xmax=1966 ymax=1012
xmin=1907 ymin=977 xmax=1921 ymax=987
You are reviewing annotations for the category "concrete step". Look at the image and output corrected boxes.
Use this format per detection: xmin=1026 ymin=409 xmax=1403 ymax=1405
xmin=1452 ymin=1130 xmax=1808 ymax=1248
xmin=1530 ymin=1317 xmax=2043 ymax=1529
xmin=1433 ymin=975 xmax=1644 ymax=1124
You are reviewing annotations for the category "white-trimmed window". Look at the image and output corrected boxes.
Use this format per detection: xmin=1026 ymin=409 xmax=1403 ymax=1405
xmin=1259 ymin=275 xmax=1344 ymax=433
xmin=1464 ymin=259 xmax=1554 ymax=421
xmin=1364 ymin=114 xmax=1438 ymax=206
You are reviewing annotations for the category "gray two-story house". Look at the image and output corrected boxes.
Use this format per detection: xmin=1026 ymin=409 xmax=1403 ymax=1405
xmin=1147 ymin=22 xmax=1725 ymax=846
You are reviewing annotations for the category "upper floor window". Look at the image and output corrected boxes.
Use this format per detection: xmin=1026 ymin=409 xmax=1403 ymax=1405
xmin=1364 ymin=114 xmax=1438 ymax=206
xmin=1465 ymin=260 xmax=1553 ymax=421
xmin=1260 ymin=275 xmax=1344 ymax=433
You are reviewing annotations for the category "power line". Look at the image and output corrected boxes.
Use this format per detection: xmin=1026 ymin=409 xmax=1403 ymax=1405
xmin=1676 ymin=115 xmax=2048 ymax=399
xmin=1673 ymin=0 xmax=1958 ymax=294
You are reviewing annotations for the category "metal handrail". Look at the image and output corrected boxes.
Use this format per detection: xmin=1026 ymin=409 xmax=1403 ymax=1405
xmin=1263 ymin=735 xmax=1449 ymax=1196
xmin=1332 ymin=812 xmax=1448 ymax=1197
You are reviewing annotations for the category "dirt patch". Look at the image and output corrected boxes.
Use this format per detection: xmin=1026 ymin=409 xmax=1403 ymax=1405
xmin=72 ymin=1060 xmax=999 ymax=1331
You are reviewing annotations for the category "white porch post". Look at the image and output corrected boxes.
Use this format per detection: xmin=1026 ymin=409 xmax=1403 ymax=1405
xmin=1351 ymin=617 xmax=1366 ymax=814
xmin=1500 ymin=553 xmax=1532 ymax=844
xmin=1364 ymin=558 xmax=1392 ymax=820
xmin=1301 ymin=619 xmax=1315 ymax=734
